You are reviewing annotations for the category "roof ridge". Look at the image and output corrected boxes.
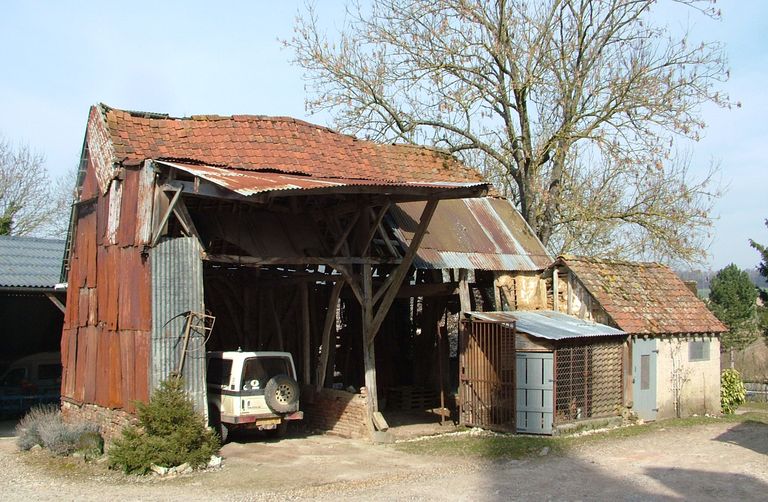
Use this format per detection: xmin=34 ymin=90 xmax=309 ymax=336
xmin=561 ymin=254 xmax=666 ymax=268
xmin=100 ymin=103 xmax=344 ymax=136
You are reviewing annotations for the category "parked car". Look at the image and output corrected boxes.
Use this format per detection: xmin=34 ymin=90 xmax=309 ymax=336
xmin=0 ymin=352 xmax=61 ymax=416
xmin=206 ymin=350 xmax=302 ymax=442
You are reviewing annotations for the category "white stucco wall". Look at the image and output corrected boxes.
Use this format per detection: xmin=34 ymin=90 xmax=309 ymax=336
xmin=655 ymin=336 xmax=721 ymax=419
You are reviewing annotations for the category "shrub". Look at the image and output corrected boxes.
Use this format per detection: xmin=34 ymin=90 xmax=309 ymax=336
xmin=16 ymin=404 xmax=103 ymax=457
xmin=39 ymin=420 xmax=101 ymax=456
xmin=721 ymin=369 xmax=747 ymax=414
xmin=108 ymin=377 xmax=220 ymax=475
xmin=16 ymin=404 xmax=60 ymax=451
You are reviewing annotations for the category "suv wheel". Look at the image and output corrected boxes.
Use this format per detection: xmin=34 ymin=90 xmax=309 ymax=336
xmin=264 ymin=374 xmax=300 ymax=413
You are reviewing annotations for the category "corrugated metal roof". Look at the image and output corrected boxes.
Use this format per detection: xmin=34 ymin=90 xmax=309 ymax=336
xmin=159 ymin=161 xmax=488 ymax=197
xmin=0 ymin=236 xmax=65 ymax=289
xmin=389 ymin=198 xmax=553 ymax=271
xmin=469 ymin=310 xmax=626 ymax=340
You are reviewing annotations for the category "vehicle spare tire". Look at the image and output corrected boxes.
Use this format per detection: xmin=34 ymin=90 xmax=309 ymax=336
xmin=264 ymin=374 xmax=300 ymax=414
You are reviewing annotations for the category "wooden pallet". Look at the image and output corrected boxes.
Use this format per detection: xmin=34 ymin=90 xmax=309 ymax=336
xmin=387 ymin=386 xmax=439 ymax=411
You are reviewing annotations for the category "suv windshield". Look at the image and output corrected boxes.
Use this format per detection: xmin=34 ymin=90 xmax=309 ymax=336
xmin=241 ymin=357 xmax=291 ymax=390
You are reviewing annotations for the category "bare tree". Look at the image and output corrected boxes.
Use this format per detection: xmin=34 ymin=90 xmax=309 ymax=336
xmin=287 ymin=0 xmax=731 ymax=262
xmin=0 ymin=135 xmax=74 ymax=238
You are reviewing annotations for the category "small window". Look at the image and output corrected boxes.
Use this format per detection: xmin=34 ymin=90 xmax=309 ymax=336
xmin=206 ymin=358 xmax=232 ymax=386
xmin=640 ymin=355 xmax=650 ymax=390
xmin=689 ymin=341 xmax=710 ymax=362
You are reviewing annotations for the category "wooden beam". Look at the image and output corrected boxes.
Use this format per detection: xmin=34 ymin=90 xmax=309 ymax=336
xmin=172 ymin=197 xmax=201 ymax=243
xmin=301 ymin=283 xmax=311 ymax=385
xmin=361 ymin=202 xmax=391 ymax=256
xmin=150 ymin=187 xmax=182 ymax=246
xmin=45 ymin=293 xmax=65 ymax=314
xmin=335 ymin=264 xmax=364 ymax=305
xmin=202 ymin=253 xmax=401 ymax=266
xmin=332 ymin=211 xmax=361 ymax=255
xmin=370 ymin=199 xmax=439 ymax=340
xmin=316 ymin=279 xmax=345 ymax=392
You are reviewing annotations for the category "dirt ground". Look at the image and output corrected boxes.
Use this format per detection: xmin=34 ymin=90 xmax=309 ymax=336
xmin=1 ymin=417 xmax=766 ymax=501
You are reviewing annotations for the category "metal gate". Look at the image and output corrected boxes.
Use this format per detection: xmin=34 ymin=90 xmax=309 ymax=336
xmin=516 ymin=352 xmax=554 ymax=434
xmin=459 ymin=320 xmax=515 ymax=431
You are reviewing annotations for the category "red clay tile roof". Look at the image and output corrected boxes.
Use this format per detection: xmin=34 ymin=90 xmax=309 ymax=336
xmin=97 ymin=104 xmax=484 ymax=183
xmin=560 ymin=256 xmax=726 ymax=335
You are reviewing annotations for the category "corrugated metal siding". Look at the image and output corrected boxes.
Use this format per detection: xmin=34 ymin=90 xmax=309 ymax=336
xmin=389 ymin=198 xmax=552 ymax=272
xmin=150 ymin=237 xmax=207 ymax=416
xmin=469 ymin=310 xmax=626 ymax=340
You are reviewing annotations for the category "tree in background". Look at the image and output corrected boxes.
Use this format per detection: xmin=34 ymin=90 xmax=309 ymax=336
xmin=0 ymin=135 xmax=74 ymax=238
xmin=750 ymin=219 xmax=768 ymax=303
xmin=749 ymin=220 xmax=768 ymax=342
xmin=708 ymin=264 xmax=760 ymax=354
xmin=288 ymin=0 xmax=731 ymax=263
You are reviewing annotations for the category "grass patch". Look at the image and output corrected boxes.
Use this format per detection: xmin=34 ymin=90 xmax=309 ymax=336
xmin=394 ymin=410 xmax=768 ymax=460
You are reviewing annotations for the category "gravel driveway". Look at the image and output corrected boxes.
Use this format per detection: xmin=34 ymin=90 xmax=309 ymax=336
xmin=1 ymin=418 xmax=766 ymax=501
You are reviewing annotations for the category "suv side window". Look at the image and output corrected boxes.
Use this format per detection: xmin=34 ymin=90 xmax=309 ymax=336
xmin=207 ymin=358 xmax=233 ymax=386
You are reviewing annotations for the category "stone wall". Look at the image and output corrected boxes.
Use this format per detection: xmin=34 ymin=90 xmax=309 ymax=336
xmin=61 ymin=400 xmax=136 ymax=443
xmin=302 ymin=388 xmax=370 ymax=439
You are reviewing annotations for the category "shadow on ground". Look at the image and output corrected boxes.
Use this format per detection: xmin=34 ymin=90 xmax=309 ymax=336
xmin=644 ymin=467 xmax=768 ymax=500
xmin=713 ymin=420 xmax=768 ymax=456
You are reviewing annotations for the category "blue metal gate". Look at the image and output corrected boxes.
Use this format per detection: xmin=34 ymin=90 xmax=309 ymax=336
xmin=516 ymin=352 xmax=554 ymax=434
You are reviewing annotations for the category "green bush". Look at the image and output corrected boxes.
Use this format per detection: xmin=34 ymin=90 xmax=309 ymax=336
xmin=108 ymin=377 xmax=220 ymax=475
xmin=721 ymin=369 xmax=747 ymax=414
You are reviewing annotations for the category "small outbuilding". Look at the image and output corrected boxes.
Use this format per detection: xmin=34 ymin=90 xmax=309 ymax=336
xmin=547 ymin=256 xmax=727 ymax=420
xmin=460 ymin=310 xmax=626 ymax=434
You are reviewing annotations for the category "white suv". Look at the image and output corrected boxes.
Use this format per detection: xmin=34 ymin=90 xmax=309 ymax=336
xmin=206 ymin=350 xmax=302 ymax=442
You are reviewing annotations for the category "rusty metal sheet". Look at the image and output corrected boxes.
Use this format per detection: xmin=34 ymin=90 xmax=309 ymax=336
xmin=135 ymin=162 xmax=155 ymax=246
xmin=134 ymin=330 xmax=150 ymax=404
xmin=117 ymin=168 xmax=139 ymax=247
xmin=85 ymin=327 xmax=100 ymax=404
xmin=108 ymin=334 xmax=122 ymax=408
xmin=78 ymin=288 xmax=89 ymax=327
xmin=74 ymin=328 xmax=87 ymax=403
xmin=79 ymin=157 xmax=100 ymax=201
xmin=63 ymin=279 xmax=78 ymax=330
xmin=96 ymin=191 xmax=109 ymax=246
xmin=389 ymin=198 xmax=552 ymax=272
xmin=60 ymin=328 xmax=77 ymax=399
xmin=95 ymin=329 xmax=110 ymax=407
xmin=158 ymin=161 xmax=487 ymax=196
xmin=118 ymin=248 xmax=151 ymax=331
xmin=105 ymin=246 xmax=120 ymax=330
xmin=120 ymin=331 xmax=137 ymax=412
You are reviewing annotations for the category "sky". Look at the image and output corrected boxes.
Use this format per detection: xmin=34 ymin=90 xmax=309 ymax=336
xmin=0 ymin=0 xmax=765 ymax=271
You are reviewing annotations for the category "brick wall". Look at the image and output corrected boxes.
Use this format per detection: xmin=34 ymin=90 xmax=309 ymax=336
xmin=302 ymin=387 xmax=371 ymax=439
xmin=61 ymin=400 xmax=137 ymax=443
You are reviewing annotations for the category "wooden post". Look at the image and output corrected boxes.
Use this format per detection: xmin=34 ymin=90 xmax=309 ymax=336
xmin=552 ymin=267 xmax=559 ymax=311
xmin=316 ymin=279 xmax=345 ymax=392
xmin=301 ymin=283 xmax=311 ymax=385
xmin=362 ymin=263 xmax=378 ymax=424
xmin=458 ymin=268 xmax=472 ymax=315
